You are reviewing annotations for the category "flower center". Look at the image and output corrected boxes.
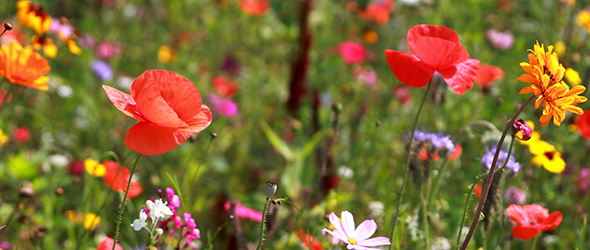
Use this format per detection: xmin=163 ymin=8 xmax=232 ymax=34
xmin=544 ymin=151 xmax=555 ymax=160
xmin=530 ymin=220 xmax=537 ymax=225
xmin=348 ymin=238 xmax=357 ymax=245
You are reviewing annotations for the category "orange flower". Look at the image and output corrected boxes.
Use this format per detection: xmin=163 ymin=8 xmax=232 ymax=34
xmin=518 ymin=42 xmax=586 ymax=126
xmin=475 ymin=63 xmax=504 ymax=89
xmin=16 ymin=1 xmax=52 ymax=35
xmin=358 ymin=0 xmax=394 ymax=25
xmin=32 ymin=35 xmax=57 ymax=58
xmin=0 ymin=41 xmax=50 ymax=91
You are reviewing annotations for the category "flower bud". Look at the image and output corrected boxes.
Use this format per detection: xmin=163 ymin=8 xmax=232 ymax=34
xmin=264 ymin=181 xmax=277 ymax=199
xmin=156 ymin=228 xmax=164 ymax=235
xmin=331 ymin=102 xmax=343 ymax=114
xmin=510 ymin=119 xmax=532 ymax=141
xmin=4 ymin=23 xmax=12 ymax=31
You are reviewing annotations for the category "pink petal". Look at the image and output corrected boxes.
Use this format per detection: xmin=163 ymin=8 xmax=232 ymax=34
xmin=102 ymin=85 xmax=145 ymax=122
xmin=384 ymin=50 xmax=434 ymax=88
xmin=357 ymin=236 xmax=392 ymax=247
xmin=441 ymin=59 xmax=480 ymax=95
xmin=329 ymin=212 xmax=349 ymax=238
xmin=124 ymin=122 xmax=192 ymax=156
xmin=322 ymin=228 xmax=348 ymax=243
xmin=353 ymin=219 xmax=377 ymax=241
xmin=340 ymin=211 xmax=356 ymax=239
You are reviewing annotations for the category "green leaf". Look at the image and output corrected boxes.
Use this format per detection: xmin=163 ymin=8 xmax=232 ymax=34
xmin=260 ymin=121 xmax=294 ymax=161
xmin=299 ymin=129 xmax=328 ymax=159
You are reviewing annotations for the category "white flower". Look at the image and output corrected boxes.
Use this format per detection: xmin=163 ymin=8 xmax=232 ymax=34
xmin=131 ymin=210 xmax=148 ymax=231
xmin=146 ymin=199 xmax=173 ymax=220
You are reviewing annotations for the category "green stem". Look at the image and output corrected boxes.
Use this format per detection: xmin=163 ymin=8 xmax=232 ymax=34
xmin=420 ymin=189 xmax=430 ymax=249
xmin=112 ymin=153 xmax=143 ymax=250
xmin=455 ymin=135 xmax=516 ymax=249
xmin=255 ymin=198 xmax=271 ymax=250
xmin=580 ymin=215 xmax=587 ymax=250
xmin=530 ymin=234 xmax=539 ymax=250
xmin=458 ymin=91 xmax=532 ymax=250
xmin=427 ymin=158 xmax=449 ymax=210
xmin=387 ymin=81 xmax=432 ymax=250
xmin=206 ymin=220 xmax=231 ymax=250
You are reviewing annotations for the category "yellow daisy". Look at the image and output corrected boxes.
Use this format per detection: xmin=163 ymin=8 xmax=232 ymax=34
xmin=529 ymin=140 xmax=566 ymax=173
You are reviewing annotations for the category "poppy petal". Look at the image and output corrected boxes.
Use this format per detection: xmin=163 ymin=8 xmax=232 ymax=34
xmin=149 ymin=69 xmax=203 ymax=120
xmin=413 ymin=37 xmax=470 ymax=69
xmin=384 ymin=50 xmax=434 ymax=88
xmin=407 ymin=24 xmax=460 ymax=48
xmin=131 ymin=70 xmax=189 ymax=128
xmin=185 ymin=105 xmax=213 ymax=133
xmin=512 ymin=225 xmax=539 ymax=239
xmin=539 ymin=211 xmax=563 ymax=231
xmin=441 ymin=59 xmax=480 ymax=95
xmin=102 ymin=85 xmax=145 ymax=122
xmin=125 ymin=122 xmax=192 ymax=156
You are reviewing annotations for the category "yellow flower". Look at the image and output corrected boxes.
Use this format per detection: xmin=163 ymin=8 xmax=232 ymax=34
xmin=158 ymin=45 xmax=176 ymax=64
xmin=0 ymin=129 xmax=8 ymax=146
xmin=16 ymin=1 xmax=52 ymax=35
xmin=518 ymin=42 xmax=587 ymax=126
xmin=32 ymin=35 xmax=58 ymax=58
xmin=578 ymin=10 xmax=590 ymax=33
xmin=65 ymin=210 xmax=84 ymax=222
xmin=0 ymin=41 xmax=51 ymax=91
xmin=66 ymin=39 xmax=82 ymax=55
xmin=529 ymin=140 xmax=566 ymax=173
xmin=84 ymin=213 xmax=100 ymax=230
xmin=84 ymin=159 xmax=105 ymax=177
xmin=565 ymin=68 xmax=581 ymax=86
xmin=554 ymin=41 xmax=566 ymax=56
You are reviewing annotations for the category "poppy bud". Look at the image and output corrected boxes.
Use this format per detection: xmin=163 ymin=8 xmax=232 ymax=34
xmin=211 ymin=132 xmax=218 ymax=139
xmin=19 ymin=181 xmax=34 ymax=198
xmin=55 ymin=187 xmax=64 ymax=196
xmin=4 ymin=22 xmax=12 ymax=31
xmin=376 ymin=120 xmax=381 ymax=126
xmin=510 ymin=119 xmax=532 ymax=141
xmin=264 ymin=181 xmax=277 ymax=199
xmin=332 ymin=102 xmax=343 ymax=114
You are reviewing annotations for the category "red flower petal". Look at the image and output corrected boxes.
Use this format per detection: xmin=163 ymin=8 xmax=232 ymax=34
xmin=576 ymin=111 xmax=590 ymax=138
xmin=124 ymin=122 xmax=193 ymax=156
xmin=506 ymin=203 xmax=528 ymax=225
xmin=512 ymin=225 xmax=540 ymax=240
xmin=131 ymin=70 xmax=199 ymax=127
xmin=184 ymin=105 xmax=213 ymax=133
xmin=538 ymin=211 xmax=563 ymax=231
xmin=102 ymin=85 xmax=145 ymax=122
xmin=441 ymin=59 xmax=480 ymax=95
xmin=97 ymin=237 xmax=123 ymax=250
xmin=407 ymin=25 xmax=469 ymax=69
xmin=126 ymin=180 xmax=143 ymax=200
xmin=384 ymin=50 xmax=434 ymax=88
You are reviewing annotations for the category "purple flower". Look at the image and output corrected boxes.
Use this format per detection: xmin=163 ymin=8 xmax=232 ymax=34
xmin=220 ymin=55 xmax=242 ymax=76
xmin=481 ymin=148 xmax=521 ymax=173
xmin=577 ymin=168 xmax=590 ymax=194
xmin=208 ymin=94 xmax=239 ymax=117
xmin=91 ymin=61 xmax=113 ymax=81
xmin=49 ymin=19 xmax=74 ymax=39
xmin=412 ymin=131 xmax=455 ymax=154
xmin=486 ymin=29 xmax=514 ymax=51
xmin=322 ymin=211 xmax=391 ymax=249
xmin=504 ymin=186 xmax=526 ymax=204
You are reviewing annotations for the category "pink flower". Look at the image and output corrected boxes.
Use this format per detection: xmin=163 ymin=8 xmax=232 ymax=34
xmin=208 ymin=94 xmax=239 ymax=117
xmin=486 ymin=29 xmax=514 ymax=51
xmin=354 ymin=67 xmax=377 ymax=86
xmin=322 ymin=211 xmax=391 ymax=249
xmin=166 ymin=187 xmax=181 ymax=208
xmin=96 ymin=41 xmax=122 ymax=60
xmin=13 ymin=126 xmax=30 ymax=144
xmin=338 ymin=42 xmax=367 ymax=65
xmin=223 ymin=201 xmax=263 ymax=222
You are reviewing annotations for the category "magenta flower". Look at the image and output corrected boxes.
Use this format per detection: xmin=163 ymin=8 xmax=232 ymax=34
xmin=208 ymin=94 xmax=239 ymax=117
xmin=486 ymin=29 xmax=514 ymax=51
xmin=337 ymin=42 xmax=367 ymax=65
xmin=322 ymin=211 xmax=391 ymax=250
xmin=223 ymin=201 xmax=263 ymax=222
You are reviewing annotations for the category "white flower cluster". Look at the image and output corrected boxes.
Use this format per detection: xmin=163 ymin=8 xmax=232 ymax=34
xmin=131 ymin=198 xmax=173 ymax=232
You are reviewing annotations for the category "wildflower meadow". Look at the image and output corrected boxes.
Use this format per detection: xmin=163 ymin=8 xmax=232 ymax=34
xmin=2 ymin=0 xmax=590 ymax=249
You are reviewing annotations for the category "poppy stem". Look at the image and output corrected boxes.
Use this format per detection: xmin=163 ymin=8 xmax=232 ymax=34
xmin=112 ymin=153 xmax=143 ymax=250
xmin=387 ymin=81 xmax=432 ymax=250
xmin=255 ymin=198 xmax=271 ymax=250
xmin=459 ymin=95 xmax=535 ymax=250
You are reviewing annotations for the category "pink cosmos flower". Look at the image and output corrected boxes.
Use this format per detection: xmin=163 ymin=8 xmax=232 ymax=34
xmin=338 ymin=42 xmax=367 ymax=65
xmin=486 ymin=29 xmax=514 ymax=51
xmin=223 ymin=201 xmax=263 ymax=222
xmin=208 ymin=94 xmax=239 ymax=117
xmin=322 ymin=211 xmax=391 ymax=250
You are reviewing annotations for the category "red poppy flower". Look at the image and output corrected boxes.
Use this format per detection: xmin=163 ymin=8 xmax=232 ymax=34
xmin=296 ymin=229 xmax=324 ymax=250
xmin=13 ymin=126 xmax=30 ymax=144
xmin=240 ymin=0 xmax=270 ymax=16
xmin=475 ymin=63 xmax=504 ymax=89
xmin=212 ymin=76 xmax=239 ymax=97
xmin=103 ymin=69 xmax=212 ymax=156
xmin=576 ymin=110 xmax=590 ymax=138
xmin=337 ymin=42 xmax=367 ymax=65
xmin=384 ymin=24 xmax=480 ymax=95
xmin=358 ymin=0 xmax=394 ymax=25
xmin=506 ymin=204 xmax=563 ymax=240
xmin=103 ymin=160 xmax=142 ymax=199
xmin=97 ymin=237 xmax=123 ymax=250
xmin=473 ymin=182 xmax=482 ymax=199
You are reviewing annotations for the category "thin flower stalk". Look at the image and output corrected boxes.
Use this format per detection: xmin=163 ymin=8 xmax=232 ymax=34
xmin=388 ymin=81 xmax=432 ymax=249
xmin=459 ymin=95 xmax=535 ymax=250
xmin=112 ymin=154 xmax=142 ymax=250
xmin=255 ymin=198 xmax=271 ymax=250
